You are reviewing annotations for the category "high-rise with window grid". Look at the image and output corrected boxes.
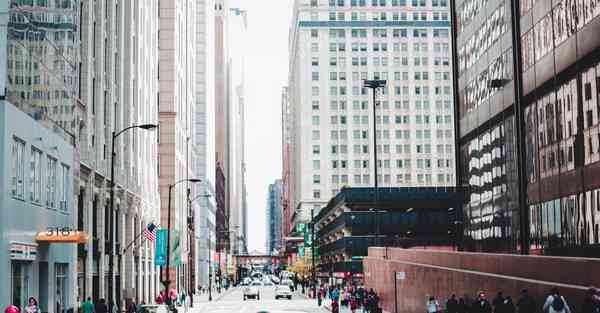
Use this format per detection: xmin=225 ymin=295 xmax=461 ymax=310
xmin=286 ymin=0 xmax=456 ymax=233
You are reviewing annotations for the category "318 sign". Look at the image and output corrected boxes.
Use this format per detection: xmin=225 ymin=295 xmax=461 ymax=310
xmin=46 ymin=227 xmax=74 ymax=236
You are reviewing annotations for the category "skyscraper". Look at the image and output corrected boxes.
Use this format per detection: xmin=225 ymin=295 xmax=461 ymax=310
xmin=4 ymin=0 xmax=162 ymax=306
xmin=453 ymin=0 xmax=600 ymax=256
xmin=266 ymin=180 xmax=284 ymax=255
xmin=287 ymin=0 xmax=455 ymax=233
xmin=158 ymin=0 xmax=198 ymax=292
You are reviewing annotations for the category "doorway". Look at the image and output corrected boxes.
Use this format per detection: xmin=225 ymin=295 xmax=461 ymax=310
xmin=55 ymin=263 xmax=68 ymax=313
xmin=11 ymin=261 xmax=31 ymax=311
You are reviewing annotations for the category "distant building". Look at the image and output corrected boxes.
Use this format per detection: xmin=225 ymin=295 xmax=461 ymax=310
xmin=266 ymin=180 xmax=284 ymax=255
xmin=0 ymin=101 xmax=76 ymax=312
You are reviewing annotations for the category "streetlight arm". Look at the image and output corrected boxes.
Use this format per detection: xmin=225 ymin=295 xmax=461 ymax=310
xmin=113 ymin=124 xmax=157 ymax=139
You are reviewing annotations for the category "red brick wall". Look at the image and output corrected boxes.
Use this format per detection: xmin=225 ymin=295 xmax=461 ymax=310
xmin=364 ymin=248 xmax=600 ymax=313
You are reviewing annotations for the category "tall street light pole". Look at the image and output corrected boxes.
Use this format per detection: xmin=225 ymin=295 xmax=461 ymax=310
xmin=310 ymin=208 xmax=316 ymax=296
xmin=364 ymin=80 xmax=387 ymax=246
xmin=164 ymin=178 xmax=202 ymax=292
xmin=109 ymin=123 xmax=157 ymax=309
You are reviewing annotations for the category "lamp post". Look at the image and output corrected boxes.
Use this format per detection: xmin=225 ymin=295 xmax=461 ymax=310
xmin=163 ymin=178 xmax=202 ymax=292
xmin=310 ymin=208 xmax=316 ymax=296
xmin=364 ymin=79 xmax=387 ymax=247
xmin=109 ymin=123 xmax=157 ymax=309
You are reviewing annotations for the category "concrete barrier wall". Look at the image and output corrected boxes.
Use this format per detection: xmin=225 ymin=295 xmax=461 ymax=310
xmin=364 ymin=248 xmax=600 ymax=313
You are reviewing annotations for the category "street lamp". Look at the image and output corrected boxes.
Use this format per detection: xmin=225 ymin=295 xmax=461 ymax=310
xmin=163 ymin=178 xmax=202 ymax=291
xmin=109 ymin=123 xmax=157 ymax=309
xmin=364 ymin=79 xmax=387 ymax=247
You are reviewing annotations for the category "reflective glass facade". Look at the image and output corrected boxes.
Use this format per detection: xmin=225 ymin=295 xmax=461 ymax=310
xmin=6 ymin=0 xmax=79 ymax=133
xmin=453 ymin=0 xmax=600 ymax=256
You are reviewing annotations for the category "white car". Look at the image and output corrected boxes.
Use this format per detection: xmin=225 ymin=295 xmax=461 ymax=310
xmin=139 ymin=305 xmax=169 ymax=313
xmin=281 ymin=279 xmax=295 ymax=291
xmin=275 ymin=285 xmax=293 ymax=300
xmin=243 ymin=286 xmax=261 ymax=300
xmin=263 ymin=279 xmax=274 ymax=286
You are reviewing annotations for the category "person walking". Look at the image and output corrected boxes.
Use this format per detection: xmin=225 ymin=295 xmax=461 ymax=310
xmin=582 ymin=288 xmax=600 ymax=313
xmin=109 ymin=301 xmax=118 ymax=313
xmin=458 ymin=298 xmax=468 ymax=313
xmin=447 ymin=294 xmax=459 ymax=313
xmin=5 ymin=305 xmax=20 ymax=313
xmin=472 ymin=292 xmax=492 ymax=313
xmin=350 ymin=296 xmax=358 ymax=313
xmin=502 ymin=296 xmax=516 ymax=313
xmin=25 ymin=298 xmax=40 ymax=313
xmin=517 ymin=290 xmax=536 ymax=313
xmin=493 ymin=293 xmax=505 ymax=313
xmin=81 ymin=297 xmax=95 ymax=313
xmin=543 ymin=288 xmax=571 ymax=313
xmin=95 ymin=299 xmax=108 ymax=313
xmin=428 ymin=296 xmax=441 ymax=313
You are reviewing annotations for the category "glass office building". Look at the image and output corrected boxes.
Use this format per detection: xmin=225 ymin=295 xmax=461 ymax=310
xmin=452 ymin=0 xmax=600 ymax=256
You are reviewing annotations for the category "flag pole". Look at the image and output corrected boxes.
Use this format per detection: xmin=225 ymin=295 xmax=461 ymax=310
xmin=122 ymin=223 xmax=157 ymax=254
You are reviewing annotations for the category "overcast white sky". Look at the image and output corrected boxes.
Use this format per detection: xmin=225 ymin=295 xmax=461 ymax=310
xmin=237 ymin=0 xmax=294 ymax=253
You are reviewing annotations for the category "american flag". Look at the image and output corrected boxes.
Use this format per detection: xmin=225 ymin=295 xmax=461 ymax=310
xmin=143 ymin=224 xmax=157 ymax=242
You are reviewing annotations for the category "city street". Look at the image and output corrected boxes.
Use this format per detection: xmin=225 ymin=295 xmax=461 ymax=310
xmin=191 ymin=287 xmax=328 ymax=313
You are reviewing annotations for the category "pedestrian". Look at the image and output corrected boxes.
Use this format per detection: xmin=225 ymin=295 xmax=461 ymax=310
xmin=517 ymin=289 xmax=536 ymax=313
xmin=126 ymin=299 xmax=136 ymax=313
xmin=458 ymin=298 xmax=468 ymax=313
xmin=5 ymin=305 xmax=20 ymax=313
xmin=350 ymin=296 xmax=358 ymax=313
xmin=427 ymin=296 xmax=441 ymax=313
xmin=472 ymin=292 xmax=492 ymax=313
xmin=493 ymin=292 xmax=505 ymax=313
xmin=109 ymin=301 xmax=118 ymax=313
xmin=447 ymin=294 xmax=459 ymax=313
xmin=81 ymin=297 xmax=95 ymax=313
xmin=582 ymin=288 xmax=600 ymax=313
xmin=503 ymin=296 xmax=516 ymax=313
xmin=332 ymin=300 xmax=340 ymax=313
xmin=25 ymin=298 xmax=40 ymax=313
xmin=543 ymin=288 xmax=571 ymax=313
xmin=318 ymin=288 xmax=323 ymax=306
xmin=95 ymin=299 xmax=108 ymax=313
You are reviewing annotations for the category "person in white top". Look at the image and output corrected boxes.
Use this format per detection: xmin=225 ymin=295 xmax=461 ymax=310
xmin=543 ymin=288 xmax=572 ymax=313
xmin=427 ymin=296 xmax=440 ymax=313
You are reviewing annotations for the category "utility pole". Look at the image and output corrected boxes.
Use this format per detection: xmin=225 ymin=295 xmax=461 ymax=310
xmin=311 ymin=208 xmax=316 ymax=296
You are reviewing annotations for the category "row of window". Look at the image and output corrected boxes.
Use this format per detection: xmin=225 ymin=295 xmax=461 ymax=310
xmin=321 ymin=42 xmax=450 ymax=53
xmin=321 ymin=10 xmax=449 ymax=22
xmin=521 ymin=0 xmax=600 ymax=71
xmin=311 ymin=173 xmax=454 ymax=198
xmin=315 ymin=0 xmax=447 ymax=8
xmin=316 ymin=114 xmax=453 ymax=125
xmin=319 ymin=56 xmax=450 ymax=68
xmin=312 ymin=84 xmax=451 ymax=97
xmin=460 ymin=50 xmax=512 ymax=115
xmin=456 ymin=3 xmax=507 ymax=75
xmin=312 ymin=28 xmax=450 ymax=39
xmin=311 ymin=142 xmax=454 ymax=155
xmin=313 ymin=157 xmax=453 ymax=170
xmin=11 ymin=137 xmax=70 ymax=212
xmin=315 ymin=99 xmax=452 ymax=111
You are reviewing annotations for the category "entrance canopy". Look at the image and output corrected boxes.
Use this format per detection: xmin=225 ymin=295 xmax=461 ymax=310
xmin=35 ymin=231 xmax=89 ymax=244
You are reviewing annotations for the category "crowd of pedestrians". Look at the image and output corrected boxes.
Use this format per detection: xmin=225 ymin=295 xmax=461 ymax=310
xmin=315 ymin=283 xmax=382 ymax=313
xmin=430 ymin=287 xmax=600 ymax=313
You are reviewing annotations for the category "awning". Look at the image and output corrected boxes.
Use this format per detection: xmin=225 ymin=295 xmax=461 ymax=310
xmin=35 ymin=231 xmax=89 ymax=244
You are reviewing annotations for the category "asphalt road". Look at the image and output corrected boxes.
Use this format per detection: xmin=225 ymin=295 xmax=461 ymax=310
xmin=193 ymin=286 xmax=328 ymax=313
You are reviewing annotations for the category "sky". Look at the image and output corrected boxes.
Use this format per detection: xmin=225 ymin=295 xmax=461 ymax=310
xmin=236 ymin=0 xmax=294 ymax=253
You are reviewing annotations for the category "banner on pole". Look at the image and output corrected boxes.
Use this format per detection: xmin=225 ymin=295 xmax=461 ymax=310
xmin=155 ymin=229 xmax=168 ymax=266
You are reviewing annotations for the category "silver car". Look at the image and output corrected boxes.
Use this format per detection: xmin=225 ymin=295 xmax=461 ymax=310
xmin=243 ymin=285 xmax=260 ymax=300
xmin=275 ymin=285 xmax=292 ymax=300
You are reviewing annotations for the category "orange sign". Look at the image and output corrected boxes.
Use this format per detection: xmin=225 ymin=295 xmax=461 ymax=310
xmin=35 ymin=231 xmax=89 ymax=244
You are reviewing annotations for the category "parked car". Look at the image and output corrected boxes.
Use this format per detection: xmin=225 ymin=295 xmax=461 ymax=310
xmin=275 ymin=285 xmax=293 ymax=300
xmin=243 ymin=286 xmax=260 ymax=300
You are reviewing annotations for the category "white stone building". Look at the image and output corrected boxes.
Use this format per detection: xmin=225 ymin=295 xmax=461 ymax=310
xmin=287 ymin=0 xmax=455 ymax=229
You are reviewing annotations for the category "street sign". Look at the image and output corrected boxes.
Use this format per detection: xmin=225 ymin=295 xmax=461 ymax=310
xmin=155 ymin=229 xmax=168 ymax=266
xmin=395 ymin=271 xmax=406 ymax=280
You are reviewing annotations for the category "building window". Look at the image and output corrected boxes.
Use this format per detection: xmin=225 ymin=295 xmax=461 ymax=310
xmin=59 ymin=164 xmax=69 ymax=212
xmin=313 ymin=190 xmax=321 ymax=199
xmin=12 ymin=137 xmax=26 ymax=199
xmin=46 ymin=156 xmax=57 ymax=208
xmin=30 ymin=147 xmax=43 ymax=204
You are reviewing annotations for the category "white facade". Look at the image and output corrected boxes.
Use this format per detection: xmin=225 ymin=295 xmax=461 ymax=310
xmin=288 ymin=0 xmax=455 ymax=225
